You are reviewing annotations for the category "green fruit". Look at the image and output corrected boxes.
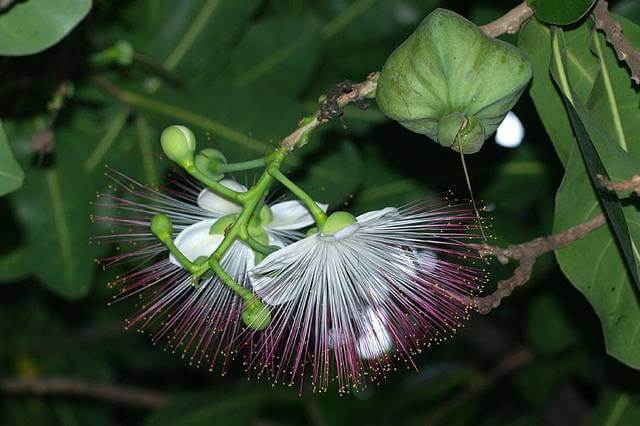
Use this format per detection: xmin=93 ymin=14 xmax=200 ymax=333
xmin=194 ymin=148 xmax=227 ymax=181
xmin=376 ymin=9 xmax=532 ymax=154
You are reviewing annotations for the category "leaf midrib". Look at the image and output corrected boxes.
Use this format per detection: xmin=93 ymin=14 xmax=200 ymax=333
xmin=46 ymin=170 xmax=74 ymax=286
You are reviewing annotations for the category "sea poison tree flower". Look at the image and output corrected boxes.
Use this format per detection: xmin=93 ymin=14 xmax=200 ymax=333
xmin=248 ymin=199 xmax=486 ymax=392
xmin=93 ymin=168 xmax=326 ymax=371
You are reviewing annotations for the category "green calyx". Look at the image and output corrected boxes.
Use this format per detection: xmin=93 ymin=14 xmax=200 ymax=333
xmin=241 ymin=298 xmax=271 ymax=331
xmin=209 ymin=214 xmax=238 ymax=236
xmin=258 ymin=205 xmax=273 ymax=226
xmin=376 ymin=8 xmax=532 ymax=154
xmin=320 ymin=211 xmax=357 ymax=235
xmin=150 ymin=214 xmax=172 ymax=240
xmin=437 ymin=113 xmax=485 ymax=154
xmin=160 ymin=125 xmax=196 ymax=167
xmin=194 ymin=148 xmax=227 ymax=182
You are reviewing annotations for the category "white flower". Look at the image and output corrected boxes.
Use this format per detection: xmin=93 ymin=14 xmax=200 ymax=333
xmin=94 ymin=170 xmax=327 ymax=373
xmin=171 ymin=179 xmax=328 ymax=270
xmin=248 ymin=202 xmax=484 ymax=392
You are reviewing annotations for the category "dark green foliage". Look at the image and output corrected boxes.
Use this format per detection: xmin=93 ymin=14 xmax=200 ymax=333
xmin=1 ymin=1 xmax=639 ymax=425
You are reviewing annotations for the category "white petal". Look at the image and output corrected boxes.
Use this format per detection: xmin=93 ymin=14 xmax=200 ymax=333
xmin=171 ymin=219 xmax=223 ymax=266
xmin=250 ymin=235 xmax=319 ymax=306
xmin=196 ymin=179 xmax=247 ymax=216
xmin=357 ymin=308 xmax=393 ymax=360
xmin=267 ymin=200 xmax=329 ymax=231
xmin=319 ymin=223 xmax=360 ymax=241
xmin=356 ymin=207 xmax=397 ymax=223
xmin=267 ymin=232 xmax=288 ymax=248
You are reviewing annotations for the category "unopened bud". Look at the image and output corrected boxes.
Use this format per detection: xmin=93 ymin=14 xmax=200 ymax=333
xmin=242 ymin=299 xmax=271 ymax=331
xmin=150 ymin=214 xmax=172 ymax=240
xmin=160 ymin=125 xmax=196 ymax=167
xmin=321 ymin=211 xmax=357 ymax=235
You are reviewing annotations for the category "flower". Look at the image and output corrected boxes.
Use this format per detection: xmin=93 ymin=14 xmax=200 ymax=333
xmin=248 ymin=200 xmax=485 ymax=392
xmin=93 ymin=169 xmax=325 ymax=372
xmin=173 ymin=178 xmax=327 ymax=268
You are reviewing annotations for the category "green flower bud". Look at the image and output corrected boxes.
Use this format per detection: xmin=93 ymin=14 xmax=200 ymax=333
xmin=194 ymin=148 xmax=227 ymax=181
xmin=306 ymin=227 xmax=319 ymax=236
xmin=114 ymin=40 xmax=134 ymax=66
xmin=242 ymin=298 xmax=271 ymax=331
xmin=321 ymin=211 xmax=357 ymax=235
xmin=376 ymin=9 xmax=532 ymax=154
xmin=160 ymin=125 xmax=196 ymax=167
xmin=150 ymin=214 xmax=172 ymax=240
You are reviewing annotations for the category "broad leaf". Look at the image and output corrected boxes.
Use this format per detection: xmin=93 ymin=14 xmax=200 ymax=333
xmin=554 ymin=132 xmax=640 ymax=369
xmin=589 ymin=389 xmax=640 ymax=426
xmin=0 ymin=247 xmax=29 ymax=283
xmin=294 ymin=139 xmax=363 ymax=206
xmin=550 ymin=28 xmax=640 ymax=369
xmin=527 ymin=295 xmax=581 ymax=355
xmin=12 ymin=126 xmax=101 ymax=299
xmin=518 ymin=18 xmax=598 ymax=165
xmin=0 ymin=0 xmax=92 ymax=56
xmin=587 ymin=17 xmax=640 ymax=159
xmin=0 ymin=121 xmax=24 ymax=196
xmin=124 ymin=0 xmax=260 ymax=84
xmin=527 ymin=0 xmax=595 ymax=25
xmin=551 ymin=28 xmax=640 ymax=291
xmin=229 ymin=16 xmax=322 ymax=95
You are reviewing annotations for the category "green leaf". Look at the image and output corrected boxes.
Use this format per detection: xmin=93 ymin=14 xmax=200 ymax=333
xmin=230 ymin=17 xmax=322 ymax=95
xmin=7 ymin=110 xmax=134 ymax=299
xmin=527 ymin=294 xmax=581 ymax=354
xmin=589 ymin=389 xmax=640 ymax=426
xmin=127 ymin=0 xmax=260 ymax=83
xmin=554 ymin=142 xmax=640 ymax=369
xmin=587 ymin=16 xmax=640 ymax=159
xmin=0 ymin=121 xmax=24 ymax=196
xmin=551 ymin=27 xmax=640 ymax=292
xmin=527 ymin=0 xmax=595 ymax=25
xmin=0 ymin=247 xmax=29 ymax=283
xmin=0 ymin=0 xmax=92 ymax=56
xmin=549 ymin=29 xmax=640 ymax=369
xmin=518 ymin=18 xmax=599 ymax=165
xmin=293 ymin=139 xmax=363 ymax=206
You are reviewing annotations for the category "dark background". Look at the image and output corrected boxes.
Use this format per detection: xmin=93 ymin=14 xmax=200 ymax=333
xmin=1 ymin=0 xmax=639 ymax=425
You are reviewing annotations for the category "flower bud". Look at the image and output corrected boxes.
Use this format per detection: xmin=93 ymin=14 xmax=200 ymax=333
xmin=242 ymin=298 xmax=271 ymax=331
xmin=376 ymin=9 xmax=532 ymax=154
xmin=150 ymin=214 xmax=172 ymax=240
xmin=160 ymin=125 xmax=196 ymax=167
xmin=321 ymin=211 xmax=357 ymax=235
xmin=194 ymin=148 xmax=227 ymax=181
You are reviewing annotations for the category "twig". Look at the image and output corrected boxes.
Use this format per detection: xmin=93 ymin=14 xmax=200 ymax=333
xmin=0 ymin=377 xmax=170 ymax=409
xmin=279 ymin=74 xmax=379 ymax=151
xmin=593 ymin=0 xmax=640 ymax=85
xmin=469 ymin=171 xmax=640 ymax=313
xmin=479 ymin=2 xmax=534 ymax=38
xmin=424 ymin=347 xmax=534 ymax=425
xmin=468 ymin=214 xmax=606 ymax=314
xmin=598 ymin=173 xmax=640 ymax=196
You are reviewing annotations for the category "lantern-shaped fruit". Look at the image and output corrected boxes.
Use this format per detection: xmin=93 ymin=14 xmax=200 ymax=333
xmin=376 ymin=9 xmax=533 ymax=154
